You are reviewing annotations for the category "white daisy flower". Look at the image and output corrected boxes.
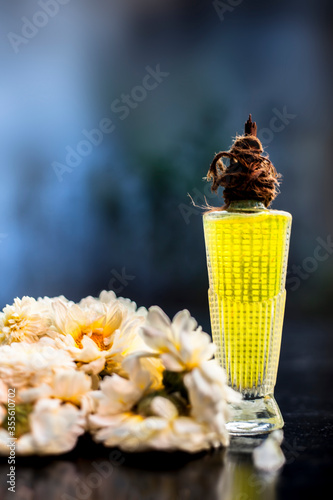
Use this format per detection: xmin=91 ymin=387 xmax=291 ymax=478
xmin=52 ymin=299 xmax=161 ymax=379
xmin=89 ymin=348 xmax=234 ymax=452
xmin=52 ymin=299 xmax=124 ymax=374
xmin=140 ymin=306 xmax=216 ymax=372
xmin=0 ymin=342 xmax=75 ymax=391
xmin=90 ymin=355 xmax=153 ymax=419
xmin=0 ymin=297 xmax=54 ymax=345
xmin=90 ymin=404 xmax=223 ymax=453
xmin=184 ymin=360 xmax=241 ymax=443
xmin=7 ymin=398 xmax=85 ymax=455
xmin=19 ymin=370 xmax=92 ymax=407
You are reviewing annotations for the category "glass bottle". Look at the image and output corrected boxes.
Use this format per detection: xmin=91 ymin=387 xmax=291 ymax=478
xmin=203 ymin=118 xmax=292 ymax=435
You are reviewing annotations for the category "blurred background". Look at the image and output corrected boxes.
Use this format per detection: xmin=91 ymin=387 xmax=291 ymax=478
xmin=0 ymin=0 xmax=333 ymax=326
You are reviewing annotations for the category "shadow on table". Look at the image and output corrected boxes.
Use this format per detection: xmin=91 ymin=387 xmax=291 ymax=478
xmin=0 ymin=436 xmax=281 ymax=500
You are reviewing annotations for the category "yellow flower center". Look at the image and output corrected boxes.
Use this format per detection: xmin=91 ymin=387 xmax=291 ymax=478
xmin=71 ymin=310 xmax=123 ymax=351
xmin=73 ymin=329 xmax=109 ymax=350
xmin=5 ymin=314 xmax=23 ymax=331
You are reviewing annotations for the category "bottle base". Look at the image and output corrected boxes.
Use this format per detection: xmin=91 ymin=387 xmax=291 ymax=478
xmin=226 ymin=394 xmax=284 ymax=436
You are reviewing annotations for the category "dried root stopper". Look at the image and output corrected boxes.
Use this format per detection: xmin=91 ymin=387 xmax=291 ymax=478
xmin=207 ymin=115 xmax=281 ymax=209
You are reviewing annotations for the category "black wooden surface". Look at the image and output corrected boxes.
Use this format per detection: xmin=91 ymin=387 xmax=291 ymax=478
xmin=0 ymin=317 xmax=332 ymax=500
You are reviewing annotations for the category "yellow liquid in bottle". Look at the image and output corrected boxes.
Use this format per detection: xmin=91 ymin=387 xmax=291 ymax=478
xmin=203 ymin=204 xmax=291 ymax=397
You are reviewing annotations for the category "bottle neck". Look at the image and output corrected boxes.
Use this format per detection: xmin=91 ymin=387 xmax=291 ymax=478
xmin=227 ymin=200 xmax=267 ymax=212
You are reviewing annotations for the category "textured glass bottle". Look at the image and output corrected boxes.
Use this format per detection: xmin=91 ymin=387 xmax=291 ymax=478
xmin=204 ymin=199 xmax=292 ymax=434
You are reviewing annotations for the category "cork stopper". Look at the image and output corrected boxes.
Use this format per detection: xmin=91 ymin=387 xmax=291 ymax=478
xmin=206 ymin=115 xmax=281 ymax=208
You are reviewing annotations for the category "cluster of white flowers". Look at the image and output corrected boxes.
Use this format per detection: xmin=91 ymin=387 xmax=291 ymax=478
xmin=0 ymin=292 xmax=240 ymax=455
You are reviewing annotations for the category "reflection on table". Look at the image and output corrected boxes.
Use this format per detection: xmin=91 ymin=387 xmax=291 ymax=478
xmin=0 ymin=435 xmax=281 ymax=500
